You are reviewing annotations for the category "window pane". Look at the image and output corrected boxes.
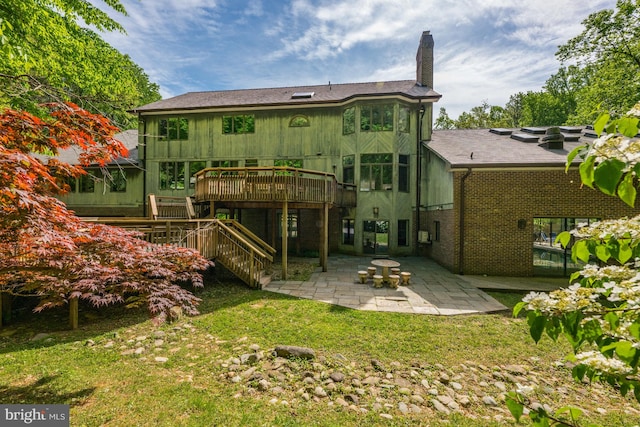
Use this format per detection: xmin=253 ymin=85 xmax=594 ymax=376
xmin=342 ymin=219 xmax=354 ymax=245
xmin=372 ymin=106 xmax=382 ymax=130
xmin=222 ymin=116 xmax=233 ymax=134
xmin=383 ymin=105 xmax=394 ymax=131
xmin=168 ymin=118 xmax=178 ymax=140
xmin=110 ymin=169 xmax=127 ymax=192
xmin=189 ymin=161 xmax=206 ymax=189
xmin=234 ymin=116 xmax=244 ymax=133
xmin=178 ymin=118 xmax=189 ymax=139
xmin=360 ymin=106 xmax=371 ymax=131
xmin=245 ymin=115 xmax=255 ymax=133
xmin=79 ymin=172 xmax=96 ymax=193
xmin=398 ymin=220 xmax=409 ymax=246
xmin=343 ymin=107 xmax=355 ymax=134
xmin=360 ymin=165 xmax=371 ymax=191
xmin=159 ymin=119 xmax=168 ymax=139
xmin=399 ymin=108 xmax=410 ymax=133
xmin=290 ymin=115 xmax=310 ymax=127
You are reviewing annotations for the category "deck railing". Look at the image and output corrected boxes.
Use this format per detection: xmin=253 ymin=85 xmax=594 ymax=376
xmin=87 ymin=218 xmax=274 ymax=288
xmin=194 ymin=167 xmax=356 ymax=207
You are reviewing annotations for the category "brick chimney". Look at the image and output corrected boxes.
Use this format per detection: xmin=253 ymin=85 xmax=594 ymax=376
xmin=416 ymin=31 xmax=434 ymax=88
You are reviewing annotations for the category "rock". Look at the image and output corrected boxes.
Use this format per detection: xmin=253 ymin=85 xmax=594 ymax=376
xmin=451 ymin=382 xmax=463 ymax=390
xmin=439 ymin=372 xmax=450 ymax=384
xmin=335 ymin=398 xmax=348 ymax=407
xmin=431 ymin=399 xmax=450 ymax=414
xmin=273 ymin=345 xmax=315 ymax=360
xmin=249 ymin=344 xmax=261 ymax=351
xmin=135 ymin=335 xmax=147 ymax=342
xmin=240 ymin=353 xmax=260 ymax=365
xmin=482 ymin=395 xmax=498 ymax=406
xmin=344 ymin=394 xmax=360 ymax=405
xmin=421 ymin=379 xmax=430 ymax=389
xmin=330 ymin=372 xmax=345 ymax=382
xmin=398 ymin=387 xmax=411 ymax=395
xmin=494 ymin=381 xmax=506 ymax=392
xmin=362 ymin=376 xmax=380 ymax=385
xmin=459 ymin=396 xmax=472 ymax=407
xmin=103 ymin=341 xmax=114 ymax=348
xmin=409 ymin=404 xmax=422 ymax=413
xmin=241 ymin=367 xmax=257 ymax=378
xmin=411 ymin=394 xmax=425 ymax=404
xmin=379 ymin=414 xmax=393 ymax=420
xmin=154 ymin=339 xmax=164 ymax=347
xmin=371 ymin=359 xmax=385 ymax=371
xmin=398 ymin=402 xmax=409 ymax=414
xmin=154 ymin=356 xmax=168 ymax=363
xmin=257 ymin=379 xmax=270 ymax=391
xmin=134 ymin=347 xmax=145 ymax=355
xmin=31 ymin=333 xmax=50 ymax=341
xmin=313 ymin=386 xmax=327 ymax=398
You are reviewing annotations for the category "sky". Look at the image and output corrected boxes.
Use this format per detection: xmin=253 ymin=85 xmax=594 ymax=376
xmin=96 ymin=0 xmax=617 ymax=119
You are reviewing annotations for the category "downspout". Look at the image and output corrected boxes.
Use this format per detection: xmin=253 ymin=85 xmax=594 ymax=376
xmin=141 ymin=117 xmax=147 ymax=217
xmin=415 ymin=101 xmax=426 ymax=254
xmin=458 ymin=168 xmax=472 ymax=274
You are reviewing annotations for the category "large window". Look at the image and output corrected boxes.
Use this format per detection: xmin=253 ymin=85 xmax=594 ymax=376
xmin=159 ymin=162 xmax=185 ymax=190
xmin=363 ymin=220 xmax=389 ymax=254
xmin=79 ymin=170 xmax=97 ymax=193
xmin=189 ymin=161 xmax=206 ymax=189
xmin=289 ymin=115 xmax=310 ymax=127
xmin=360 ymin=104 xmax=394 ymax=132
xmin=399 ymin=107 xmax=410 ymax=133
xmin=109 ymin=169 xmax=127 ymax=192
xmin=533 ymin=217 xmax=598 ymax=277
xmin=342 ymin=155 xmax=354 ymax=184
xmin=399 ymin=154 xmax=409 ymax=192
xmin=343 ymin=107 xmax=355 ymax=135
xmin=223 ymin=115 xmax=255 ymax=134
xmin=360 ymin=153 xmax=392 ymax=191
xmin=159 ymin=117 xmax=189 ymax=140
xmin=342 ymin=219 xmax=355 ymax=245
xmin=398 ymin=220 xmax=409 ymax=247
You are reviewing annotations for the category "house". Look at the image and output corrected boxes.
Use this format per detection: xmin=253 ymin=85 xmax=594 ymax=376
xmin=58 ymin=30 xmax=639 ymax=278
xmin=424 ymin=126 xmax=640 ymax=277
xmin=124 ymin=31 xmax=441 ymax=258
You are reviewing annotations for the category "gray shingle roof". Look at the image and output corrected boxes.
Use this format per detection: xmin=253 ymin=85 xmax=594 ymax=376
xmin=133 ymin=80 xmax=441 ymax=113
xmin=427 ymin=127 xmax=594 ymax=168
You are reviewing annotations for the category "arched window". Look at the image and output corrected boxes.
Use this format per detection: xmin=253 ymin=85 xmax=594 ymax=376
xmin=289 ymin=115 xmax=310 ymax=127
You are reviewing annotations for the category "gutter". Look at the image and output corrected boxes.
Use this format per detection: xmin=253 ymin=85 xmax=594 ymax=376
xmin=458 ymin=168 xmax=472 ymax=275
xmin=415 ymin=100 xmax=426 ymax=254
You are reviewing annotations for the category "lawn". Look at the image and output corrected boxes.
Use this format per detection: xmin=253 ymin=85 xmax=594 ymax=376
xmin=0 ymin=268 xmax=638 ymax=426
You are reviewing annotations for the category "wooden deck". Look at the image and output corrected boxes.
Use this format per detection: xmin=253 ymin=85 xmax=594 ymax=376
xmin=194 ymin=167 xmax=356 ymax=208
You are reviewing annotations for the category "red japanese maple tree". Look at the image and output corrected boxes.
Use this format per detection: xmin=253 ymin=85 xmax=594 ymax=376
xmin=0 ymin=103 xmax=212 ymax=323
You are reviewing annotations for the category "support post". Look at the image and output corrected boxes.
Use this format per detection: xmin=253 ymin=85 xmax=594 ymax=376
xmin=282 ymin=201 xmax=288 ymax=280
xmin=321 ymin=203 xmax=329 ymax=271
xmin=69 ymin=297 xmax=79 ymax=330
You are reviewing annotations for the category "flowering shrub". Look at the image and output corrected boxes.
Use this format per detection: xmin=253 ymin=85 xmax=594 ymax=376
xmin=507 ymin=103 xmax=640 ymax=425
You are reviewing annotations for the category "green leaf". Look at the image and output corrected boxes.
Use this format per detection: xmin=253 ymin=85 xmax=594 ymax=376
xmin=579 ymin=155 xmax=596 ymax=189
xmin=618 ymin=172 xmax=637 ymax=208
xmin=594 ymin=113 xmax=610 ymax=136
xmin=572 ymin=363 xmax=587 ymax=381
xmin=556 ymin=405 xmax=583 ymax=421
xmin=595 ymin=244 xmax=611 ymax=262
xmin=594 ymin=158 xmax=625 ymax=195
xmin=556 ymin=231 xmax=572 ymax=248
xmin=572 ymin=240 xmax=591 ymax=263
xmin=618 ymin=241 xmax=633 ymax=264
xmin=615 ymin=341 xmax=636 ymax=362
xmin=528 ymin=312 xmax=546 ymax=343
xmin=505 ymin=395 xmax=524 ymax=422
xmin=565 ymin=144 xmax=587 ymax=172
xmin=629 ymin=322 xmax=640 ymax=340
xmin=513 ymin=301 xmax=527 ymax=318
xmin=619 ymin=117 xmax=639 ymax=138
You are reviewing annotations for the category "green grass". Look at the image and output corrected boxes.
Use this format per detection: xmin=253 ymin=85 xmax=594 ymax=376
xmin=0 ymin=277 xmax=637 ymax=426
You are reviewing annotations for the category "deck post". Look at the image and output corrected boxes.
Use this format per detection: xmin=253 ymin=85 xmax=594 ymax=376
xmin=321 ymin=203 xmax=328 ymax=271
xmin=282 ymin=200 xmax=288 ymax=280
xmin=69 ymin=297 xmax=79 ymax=330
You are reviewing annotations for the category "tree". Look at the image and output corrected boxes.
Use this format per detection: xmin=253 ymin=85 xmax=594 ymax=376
xmin=0 ymin=103 xmax=212 ymax=324
xmin=508 ymin=103 xmax=640 ymax=425
xmin=557 ymin=0 xmax=640 ymax=123
xmin=454 ymin=100 xmax=511 ymax=129
xmin=0 ymin=0 xmax=160 ymax=128
xmin=434 ymin=107 xmax=455 ymax=130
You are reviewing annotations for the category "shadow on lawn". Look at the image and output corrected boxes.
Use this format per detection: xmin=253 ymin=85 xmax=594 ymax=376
xmin=0 ymin=374 xmax=96 ymax=405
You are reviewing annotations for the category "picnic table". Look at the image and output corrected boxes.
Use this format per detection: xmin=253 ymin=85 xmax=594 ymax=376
xmin=371 ymin=259 xmax=400 ymax=283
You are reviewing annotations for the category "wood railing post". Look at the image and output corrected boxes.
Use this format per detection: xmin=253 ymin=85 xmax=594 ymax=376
xmin=282 ymin=200 xmax=288 ymax=280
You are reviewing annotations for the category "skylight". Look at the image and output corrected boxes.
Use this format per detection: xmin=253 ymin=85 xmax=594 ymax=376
xmin=291 ymin=92 xmax=315 ymax=99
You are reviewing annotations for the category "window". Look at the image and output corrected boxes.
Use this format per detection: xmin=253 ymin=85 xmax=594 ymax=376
xmin=274 ymin=159 xmax=303 ymax=168
xmin=245 ymin=159 xmax=258 ymax=167
xmin=79 ymin=171 xmax=97 ymax=193
xmin=278 ymin=212 xmax=298 ymax=238
xmin=159 ymin=162 xmax=185 ymax=190
xmin=399 ymin=107 xmax=410 ymax=133
xmin=342 ymin=219 xmax=355 ymax=245
xmin=109 ymin=169 xmax=127 ymax=192
xmin=361 ymin=104 xmax=394 ymax=131
xmin=223 ymin=115 xmax=255 ymax=134
xmin=398 ymin=220 xmax=409 ymax=246
xmin=342 ymin=155 xmax=354 ymax=184
xmin=360 ymin=153 xmax=392 ymax=191
xmin=343 ymin=107 xmax=355 ymax=135
xmin=433 ymin=221 xmax=440 ymax=242
xmin=399 ymin=154 xmax=409 ymax=192
xmin=289 ymin=115 xmax=310 ymax=127
xmin=159 ymin=118 xmax=189 ymax=140
xmin=212 ymin=160 xmax=239 ymax=168
xmin=189 ymin=161 xmax=206 ymax=189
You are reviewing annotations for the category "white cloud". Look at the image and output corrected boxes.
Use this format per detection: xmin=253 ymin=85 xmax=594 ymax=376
xmin=92 ymin=0 xmax=618 ymax=116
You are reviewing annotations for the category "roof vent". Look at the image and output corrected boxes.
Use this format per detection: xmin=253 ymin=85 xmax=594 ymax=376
xmin=559 ymin=126 xmax=583 ymax=134
xmin=521 ymin=127 xmax=546 ymax=135
xmin=511 ymin=133 xmax=539 ymax=143
xmin=538 ymin=127 xmax=564 ymax=149
xmin=291 ymin=91 xmax=314 ymax=99
xmin=583 ymin=129 xmax=598 ymax=138
xmin=489 ymin=128 xmax=512 ymax=135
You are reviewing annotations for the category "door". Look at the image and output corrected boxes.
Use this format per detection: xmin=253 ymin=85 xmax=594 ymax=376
xmin=363 ymin=220 xmax=389 ymax=255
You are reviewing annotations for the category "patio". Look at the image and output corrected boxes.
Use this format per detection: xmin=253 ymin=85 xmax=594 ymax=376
xmin=264 ymin=256 xmax=564 ymax=315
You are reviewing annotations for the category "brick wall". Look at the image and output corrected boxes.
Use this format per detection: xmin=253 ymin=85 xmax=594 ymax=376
xmin=430 ymin=168 xmax=640 ymax=276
